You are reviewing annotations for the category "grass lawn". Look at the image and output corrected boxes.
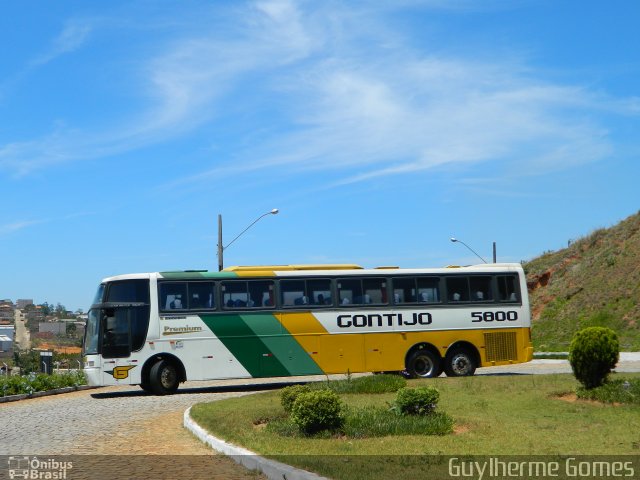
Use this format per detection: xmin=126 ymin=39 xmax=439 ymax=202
xmin=190 ymin=373 xmax=640 ymax=479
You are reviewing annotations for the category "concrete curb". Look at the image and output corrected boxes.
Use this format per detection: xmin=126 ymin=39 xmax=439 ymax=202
xmin=0 ymin=385 xmax=98 ymax=404
xmin=183 ymin=406 xmax=328 ymax=480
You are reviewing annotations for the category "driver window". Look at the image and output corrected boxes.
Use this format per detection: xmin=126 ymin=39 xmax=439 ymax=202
xmin=102 ymin=309 xmax=131 ymax=358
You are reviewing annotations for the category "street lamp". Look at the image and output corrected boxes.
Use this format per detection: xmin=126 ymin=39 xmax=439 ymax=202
xmin=217 ymin=209 xmax=279 ymax=271
xmin=450 ymin=237 xmax=488 ymax=264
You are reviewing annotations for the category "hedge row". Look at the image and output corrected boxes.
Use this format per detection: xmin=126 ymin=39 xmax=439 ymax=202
xmin=0 ymin=371 xmax=86 ymax=397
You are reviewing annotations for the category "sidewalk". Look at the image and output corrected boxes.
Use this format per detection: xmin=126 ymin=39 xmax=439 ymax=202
xmin=480 ymin=352 xmax=640 ymax=376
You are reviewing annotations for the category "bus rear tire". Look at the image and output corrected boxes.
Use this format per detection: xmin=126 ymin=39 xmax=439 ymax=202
xmin=149 ymin=359 xmax=180 ymax=395
xmin=444 ymin=348 xmax=476 ymax=377
xmin=405 ymin=349 xmax=441 ymax=378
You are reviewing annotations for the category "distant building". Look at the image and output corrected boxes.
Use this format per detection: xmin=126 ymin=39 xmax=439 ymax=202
xmin=74 ymin=321 xmax=85 ymax=337
xmin=16 ymin=299 xmax=34 ymax=309
xmin=0 ymin=302 xmax=14 ymax=322
xmin=39 ymin=322 xmax=67 ymax=335
xmin=0 ymin=325 xmax=15 ymax=357
xmin=25 ymin=306 xmax=45 ymax=323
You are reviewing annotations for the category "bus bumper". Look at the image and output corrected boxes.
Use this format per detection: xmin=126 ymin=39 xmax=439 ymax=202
xmin=83 ymin=366 xmax=102 ymax=387
xmin=525 ymin=346 xmax=534 ymax=362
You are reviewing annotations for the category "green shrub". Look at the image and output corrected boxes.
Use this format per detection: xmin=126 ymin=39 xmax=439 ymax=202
xmin=291 ymin=389 xmax=343 ymax=434
xmin=0 ymin=371 xmax=86 ymax=397
xmin=392 ymin=386 xmax=440 ymax=415
xmin=569 ymin=326 xmax=619 ymax=389
xmin=280 ymin=384 xmax=311 ymax=413
xmin=0 ymin=375 xmax=32 ymax=396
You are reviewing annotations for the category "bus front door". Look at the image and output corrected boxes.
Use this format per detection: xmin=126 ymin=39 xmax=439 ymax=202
xmin=101 ymin=308 xmax=135 ymax=385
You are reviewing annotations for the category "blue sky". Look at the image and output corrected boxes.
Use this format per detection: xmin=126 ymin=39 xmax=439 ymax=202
xmin=1 ymin=0 xmax=639 ymax=311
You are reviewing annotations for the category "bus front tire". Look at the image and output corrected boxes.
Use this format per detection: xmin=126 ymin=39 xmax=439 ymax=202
xmin=149 ymin=359 xmax=180 ymax=395
xmin=405 ymin=349 xmax=441 ymax=378
xmin=444 ymin=348 xmax=477 ymax=377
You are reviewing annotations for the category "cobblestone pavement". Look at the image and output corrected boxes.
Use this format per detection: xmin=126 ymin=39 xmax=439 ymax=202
xmin=0 ymin=377 xmax=317 ymax=479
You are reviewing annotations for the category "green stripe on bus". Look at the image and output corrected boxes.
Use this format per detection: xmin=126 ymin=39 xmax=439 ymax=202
xmin=200 ymin=313 xmax=289 ymax=377
xmin=240 ymin=314 xmax=323 ymax=376
xmin=199 ymin=313 xmax=323 ymax=377
xmin=159 ymin=271 xmax=239 ymax=279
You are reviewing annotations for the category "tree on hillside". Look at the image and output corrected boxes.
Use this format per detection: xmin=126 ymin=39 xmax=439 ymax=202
xmin=39 ymin=302 xmax=51 ymax=316
xmin=54 ymin=303 xmax=67 ymax=318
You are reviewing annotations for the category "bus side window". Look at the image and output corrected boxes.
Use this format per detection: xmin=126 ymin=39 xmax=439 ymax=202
xmin=337 ymin=279 xmax=359 ymax=305
xmin=470 ymin=276 xmax=493 ymax=302
xmin=497 ymin=275 xmax=519 ymax=303
xmin=417 ymin=277 xmax=440 ymax=303
xmin=281 ymin=280 xmax=305 ymax=307
xmin=222 ymin=281 xmax=248 ymax=309
xmin=308 ymin=279 xmax=332 ymax=307
xmin=188 ymin=282 xmax=215 ymax=309
xmin=446 ymin=277 xmax=469 ymax=302
xmin=363 ymin=278 xmax=386 ymax=305
xmin=392 ymin=277 xmax=413 ymax=304
xmin=247 ymin=280 xmax=274 ymax=308
xmin=159 ymin=282 xmax=187 ymax=311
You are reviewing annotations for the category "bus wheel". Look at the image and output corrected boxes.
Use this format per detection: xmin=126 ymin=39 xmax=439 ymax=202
xmin=444 ymin=348 xmax=476 ymax=377
xmin=405 ymin=349 xmax=441 ymax=378
xmin=149 ymin=359 xmax=179 ymax=395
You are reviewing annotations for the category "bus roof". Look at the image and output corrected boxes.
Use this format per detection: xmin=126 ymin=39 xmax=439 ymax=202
xmin=224 ymin=264 xmax=363 ymax=272
xmin=105 ymin=262 xmax=524 ymax=282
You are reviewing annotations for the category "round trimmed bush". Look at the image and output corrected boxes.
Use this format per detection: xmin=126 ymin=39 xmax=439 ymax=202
xmin=393 ymin=386 xmax=440 ymax=415
xmin=569 ymin=326 xmax=619 ymax=389
xmin=290 ymin=389 xmax=343 ymax=434
xmin=280 ymin=384 xmax=311 ymax=413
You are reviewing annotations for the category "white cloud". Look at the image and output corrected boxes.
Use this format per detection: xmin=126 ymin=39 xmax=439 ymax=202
xmin=31 ymin=20 xmax=92 ymax=66
xmin=1 ymin=0 xmax=636 ymax=185
xmin=0 ymin=220 xmax=43 ymax=236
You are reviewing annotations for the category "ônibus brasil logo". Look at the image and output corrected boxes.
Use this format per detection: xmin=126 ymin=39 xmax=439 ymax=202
xmin=7 ymin=456 xmax=72 ymax=479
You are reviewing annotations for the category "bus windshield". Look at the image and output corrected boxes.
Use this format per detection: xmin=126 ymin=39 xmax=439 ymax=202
xmin=83 ymin=308 xmax=100 ymax=355
xmin=83 ymin=279 xmax=151 ymax=358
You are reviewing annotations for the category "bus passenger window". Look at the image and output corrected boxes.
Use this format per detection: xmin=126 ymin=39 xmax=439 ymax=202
xmin=222 ymin=281 xmax=249 ymax=309
xmin=281 ymin=280 xmax=305 ymax=307
xmin=363 ymin=278 xmax=386 ymax=304
xmin=446 ymin=277 xmax=469 ymax=302
xmin=497 ymin=275 xmax=519 ymax=303
xmin=338 ymin=278 xmax=386 ymax=306
xmin=159 ymin=283 xmax=187 ymax=311
xmin=188 ymin=282 xmax=215 ymax=309
xmin=392 ymin=277 xmax=414 ymax=304
xmin=248 ymin=280 xmax=274 ymax=308
xmin=417 ymin=277 xmax=440 ymax=303
xmin=469 ymin=276 xmax=493 ymax=302
xmin=338 ymin=279 xmax=360 ymax=305
xmin=308 ymin=279 xmax=331 ymax=307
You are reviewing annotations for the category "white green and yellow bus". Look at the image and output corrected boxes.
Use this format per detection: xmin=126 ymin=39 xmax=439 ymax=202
xmin=82 ymin=263 xmax=533 ymax=394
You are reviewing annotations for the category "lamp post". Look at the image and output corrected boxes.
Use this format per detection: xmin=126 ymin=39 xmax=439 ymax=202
xmin=217 ymin=209 xmax=279 ymax=271
xmin=450 ymin=237 xmax=489 ymax=264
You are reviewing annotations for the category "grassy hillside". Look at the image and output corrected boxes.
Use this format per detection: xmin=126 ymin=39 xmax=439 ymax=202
xmin=525 ymin=211 xmax=640 ymax=351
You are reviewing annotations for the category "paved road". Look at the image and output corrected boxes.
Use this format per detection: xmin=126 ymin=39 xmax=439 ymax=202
xmin=0 ymin=378 xmax=303 ymax=479
xmin=479 ymin=352 xmax=640 ymax=375
xmin=13 ymin=309 xmax=30 ymax=350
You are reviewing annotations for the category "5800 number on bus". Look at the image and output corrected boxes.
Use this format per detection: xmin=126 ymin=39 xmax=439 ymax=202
xmin=471 ymin=311 xmax=518 ymax=322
